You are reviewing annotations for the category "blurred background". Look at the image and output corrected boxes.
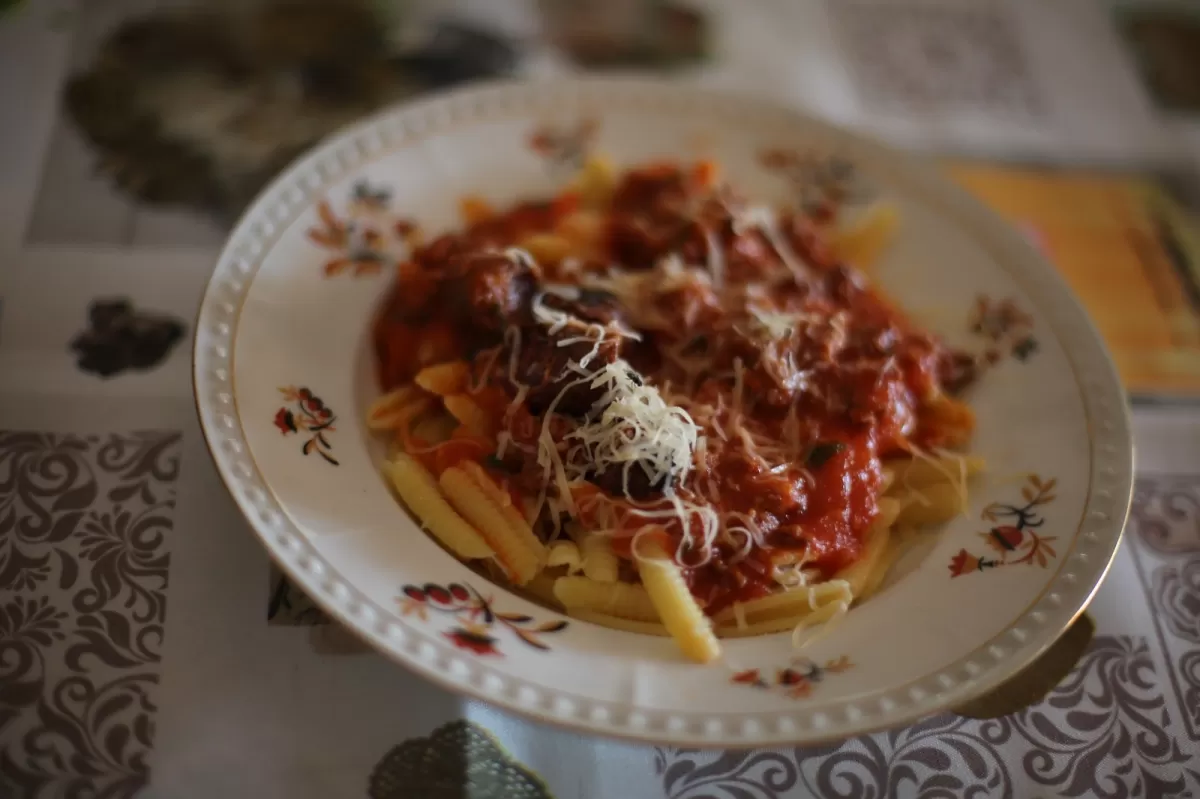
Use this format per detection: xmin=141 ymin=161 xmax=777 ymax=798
xmin=7 ymin=0 xmax=1200 ymax=399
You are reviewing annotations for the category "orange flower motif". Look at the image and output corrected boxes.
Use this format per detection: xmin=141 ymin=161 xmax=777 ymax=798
xmin=731 ymin=656 xmax=853 ymax=699
xmin=308 ymin=201 xmax=349 ymax=249
xmin=399 ymin=597 xmax=428 ymax=621
xmin=445 ymin=624 xmax=500 ymax=657
xmin=731 ymin=669 xmax=766 ymax=687
xmin=823 ymin=655 xmax=853 ymax=674
xmin=776 ymin=668 xmax=813 ymax=699
xmin=308 ymin=200 xmax=386 ymax=277
xmin=787 ymin=681 xmax=814 ymax=699
xmin=949 ymin=548 xmax=982 ymax=578
xmin=397 ymin=582 xmax=568 ymax=655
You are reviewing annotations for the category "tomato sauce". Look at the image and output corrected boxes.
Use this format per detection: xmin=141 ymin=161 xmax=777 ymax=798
xmin=373 ymin=160 xmax=971 ymax=614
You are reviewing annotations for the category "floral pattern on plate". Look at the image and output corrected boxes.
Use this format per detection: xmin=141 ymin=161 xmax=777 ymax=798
xmin=731 ymin=655 xmax=854 ymax=699
xmin=273 ymin=386 xmax=339 ymax=465
xmin=950 ymin=474 xmax=1058 ymax=577
xmin=399 ymin=582 xmax=569 ymax=656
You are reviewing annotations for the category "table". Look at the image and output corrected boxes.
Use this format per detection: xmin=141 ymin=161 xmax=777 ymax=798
xmin=1 ymin=1 xmax=1198 ymax=797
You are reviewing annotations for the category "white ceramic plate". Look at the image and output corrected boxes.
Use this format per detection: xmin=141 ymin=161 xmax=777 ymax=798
xmin=193 ymin=78 xmax=1133 ymax=746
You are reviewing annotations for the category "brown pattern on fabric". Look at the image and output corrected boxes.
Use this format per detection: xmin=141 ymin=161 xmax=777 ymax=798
xmin=1152 ymin=557 xmax=1200 ymax=735
xmin=267 ymin=562 xmax=327 ymax=626
xmin=1132 ymin=476 xmax=1200 ymax=555
xmin=1130 ymin=475 xmax=1200 ymax=743
xmin=655 ymin=636 xmax=1192 ymax=798
xmin=829 ymin=0 xmax=1041 ymax=117
xmin=0 ymin=431 xmax=180 ymax=798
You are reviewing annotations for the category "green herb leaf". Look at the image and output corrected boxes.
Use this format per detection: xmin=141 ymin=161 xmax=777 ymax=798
xmin=806 ymin=441 xmax=845 ymax=468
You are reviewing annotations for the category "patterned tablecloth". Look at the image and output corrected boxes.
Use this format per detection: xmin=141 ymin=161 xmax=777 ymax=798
xmin=2 ymin=1 xmax=1199 ymax=797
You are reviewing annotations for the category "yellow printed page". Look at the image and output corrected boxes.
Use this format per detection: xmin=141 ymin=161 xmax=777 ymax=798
xmin=945 ymin=162 xmax=1200 ymax=397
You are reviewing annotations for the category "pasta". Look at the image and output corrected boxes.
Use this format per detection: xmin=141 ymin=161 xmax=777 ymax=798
xmin=439 ymin=463 xmax=546 ymax=585
xmin=386 ymin=454 xmax=493 ymax=560
xmin=579 ymin=533 xmax=620 ymax=583
xmin=554 ymin=576 xmax=659 ymax=622
xmin=369 ymin=156 xmax=983 ymax=662
xmin=638 ymin=537 xmax=721 ymax=663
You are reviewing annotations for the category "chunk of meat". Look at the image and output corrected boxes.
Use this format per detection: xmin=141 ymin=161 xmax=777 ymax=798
xmin=607 ymin=215 xmax=677 ymax=270
xmin=541 ymin=289 xmax=625 ymax=328
xmin=441 ymin=252 xmax=536 ymax=335
xmin=510 ymin=323 xmax=622 ymax=416
xmin=605 ymin=165 xmax=698 ymax=270
xmin=589 ymin=461 xmax=672 ymax=501
xmin=780 ymin=213 xmax=837 ymax=271
xmin=610 ymin=164 xmax=689 ymax=218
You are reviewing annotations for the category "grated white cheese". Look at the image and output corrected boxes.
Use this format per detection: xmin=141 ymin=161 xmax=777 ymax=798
xmin=503 ymin=246 xmax=536 ymax=269
xmin=748 ymin=306 xmax=805 ymax=340
xmin=703 ymin=227 xmax=725 ymax=289
xmin=519 ymin=303 xmax=712 ymax=562
xmin=568 ymin=361 xmax=699 ymax=492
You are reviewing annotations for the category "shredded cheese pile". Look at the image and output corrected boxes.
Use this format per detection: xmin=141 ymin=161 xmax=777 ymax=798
xmin=521 ymin=290 xmax=725 ymax=560
xmin=568 ymin=361 xmax=699 ymax=493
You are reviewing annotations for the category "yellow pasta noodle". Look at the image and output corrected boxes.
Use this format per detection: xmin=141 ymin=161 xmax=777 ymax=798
xmin=859 ymin=539 xmax=896 ymax=600
xmin=414 ymin=361 xmax=470 ymax=396
xmin=896 ymin=483 xmax=964 ymax=527
xmin=572 ymin=154 xmax=616 ymax=208
xmin=439 ymin=465 xmax=545 ymax=584
xmin=553 ymin=576 xmax=659 ymax=622
xmin=718 ymin=597 xmax=850 ymax=640
xmin=833 ymin=499 xmax=899 ymax=597
xmin=880 ymin=466 xmax=896 ymax=494
xmin=572 ymin=610 xmax=670 ymax=637
xmin=547 ymin=540 xmax=584 ymax=573
xmin=442 ymin=394 xmax=493 ymax=438
xmin=829 ymin=202 xmax=899 ymax=269
xmin=886 ymin=454 xmax=985 ymax=488
xmin=714 ymin=580 xmax=854 ymax=626
xmin=367 ymin=386 xmax=429 ymax=432
xmin=385 ymin=454 xmax=493 ymax=560
xmin=458 ymin=462 xmax=545 ymax=552
xmin=519 ymin=572 xmax=564 ymax=609
xmin=637 ymin=539 xmax=721 ymax=663
xmin=410 ymin=412 xmax=458 ymax=446
xmin=580 ymin=533 xmax=619 ymax=583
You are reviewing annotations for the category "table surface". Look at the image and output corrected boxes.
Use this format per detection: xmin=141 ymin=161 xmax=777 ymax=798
xmin=1 ymin=1 xmax=1199 ymax=797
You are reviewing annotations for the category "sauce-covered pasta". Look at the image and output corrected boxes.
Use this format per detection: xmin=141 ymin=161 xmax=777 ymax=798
xmin=369 ymin=156 xmax=980 ymax=662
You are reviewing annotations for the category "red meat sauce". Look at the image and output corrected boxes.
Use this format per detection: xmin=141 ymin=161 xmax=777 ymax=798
xmin=373 ymin=161 xmax=970 ymax=615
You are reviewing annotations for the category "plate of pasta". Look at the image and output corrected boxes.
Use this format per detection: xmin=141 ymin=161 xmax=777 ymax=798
xmin=195 ymin=78 xmax=1133 ymax=744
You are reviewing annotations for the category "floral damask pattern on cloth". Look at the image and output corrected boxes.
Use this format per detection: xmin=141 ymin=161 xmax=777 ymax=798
xmin=829 ymin=0 xmax=1041 ymax=117
xmin=1128 ymin=475 xmax=1200 ymax=740
xmin=0 ymin=431 xmax=181 ymax=799
xmin=655 ymin=636 xmax=1195 ymax=798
